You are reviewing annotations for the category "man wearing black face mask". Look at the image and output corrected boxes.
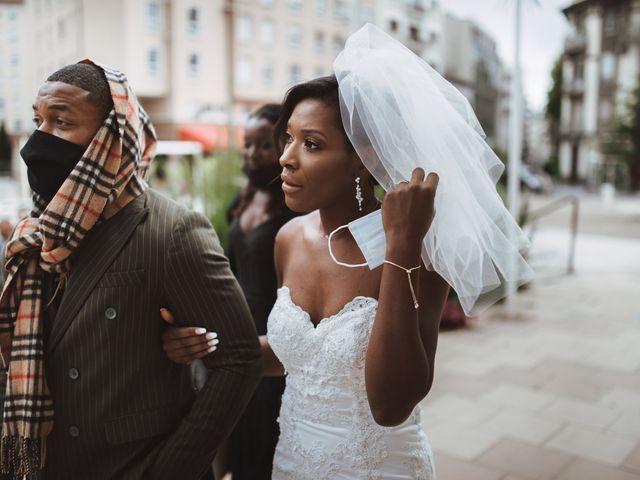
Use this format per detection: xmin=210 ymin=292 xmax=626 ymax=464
xmin=0 ymin=62 xmax=261 ymax=480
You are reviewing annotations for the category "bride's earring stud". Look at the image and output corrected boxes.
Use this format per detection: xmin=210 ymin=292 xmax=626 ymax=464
xmin=355 ymin=176 xmax=363 ymax=212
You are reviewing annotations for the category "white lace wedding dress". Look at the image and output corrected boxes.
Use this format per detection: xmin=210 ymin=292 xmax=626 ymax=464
xmin=268 ymin=286 xmax=436 ymax=479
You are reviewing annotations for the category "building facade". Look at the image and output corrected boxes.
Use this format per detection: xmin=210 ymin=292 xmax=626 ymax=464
xmin=560 ymin=0 xmax=640 ymax=184
xmin=0 ymin=0 xmax=509 ymax=168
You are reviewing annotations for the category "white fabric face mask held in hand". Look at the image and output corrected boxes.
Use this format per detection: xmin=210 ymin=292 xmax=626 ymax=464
xmin=328 ymin=209 xmax=386 ymax=269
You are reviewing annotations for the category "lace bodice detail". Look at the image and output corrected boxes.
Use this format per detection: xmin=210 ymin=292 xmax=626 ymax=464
xmin=267 ymin=286 xmax=434 ymax=480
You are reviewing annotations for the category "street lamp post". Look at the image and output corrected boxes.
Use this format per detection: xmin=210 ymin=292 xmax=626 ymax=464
xmin=507 ymin=0 xmax=523 ymax=308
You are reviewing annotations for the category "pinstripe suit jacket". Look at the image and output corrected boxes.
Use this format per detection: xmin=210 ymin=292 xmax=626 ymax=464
xmin=37 ymin=189 xmax=262 ymax=480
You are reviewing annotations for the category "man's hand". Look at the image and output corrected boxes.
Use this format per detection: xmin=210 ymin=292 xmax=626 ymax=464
xmin=160 ymin=308 xmax=219 ymax=364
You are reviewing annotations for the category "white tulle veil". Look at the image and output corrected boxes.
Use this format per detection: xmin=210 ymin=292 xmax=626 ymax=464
xmin=333 ymin=23 xmax=534 ymax=315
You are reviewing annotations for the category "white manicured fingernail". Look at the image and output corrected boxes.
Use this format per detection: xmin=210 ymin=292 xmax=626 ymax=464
xmin=205 ymin=332 xmax=217 ymax=340
xmin=195 ymin=328 xmax=206 ymax=335
xmin=208 ymin=339 xmax=219 ymax=346
xmin=208 ymin=345 xmax=217 ymax=352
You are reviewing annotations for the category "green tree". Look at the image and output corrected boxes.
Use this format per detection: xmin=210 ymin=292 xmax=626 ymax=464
xmin=601 ymin=78 xmax=640 ymax=191
xmin=544 ymin=56 xmax=563 ymax=176
xmin=0 ymin=122 xmax=12 ymax=173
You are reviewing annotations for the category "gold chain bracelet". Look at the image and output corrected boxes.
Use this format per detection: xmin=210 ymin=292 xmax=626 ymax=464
xmin=383 ymin=260 xmax=421 ymax=309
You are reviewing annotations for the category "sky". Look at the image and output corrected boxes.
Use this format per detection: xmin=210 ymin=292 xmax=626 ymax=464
xmin=440 ymin=0 xmax=571 ymax=112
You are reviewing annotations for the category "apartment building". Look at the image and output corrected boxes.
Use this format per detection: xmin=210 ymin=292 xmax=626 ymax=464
xmin=0 ymin=0 xmax=509 ymax=162
xmin=0 ymin=3 xmax=29 ymax=140
xmin=560 ymin=0 xmax=640 ymax=183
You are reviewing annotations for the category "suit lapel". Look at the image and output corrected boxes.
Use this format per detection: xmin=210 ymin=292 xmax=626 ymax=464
xmin=46 ymin=193 xmax=149 ymax=356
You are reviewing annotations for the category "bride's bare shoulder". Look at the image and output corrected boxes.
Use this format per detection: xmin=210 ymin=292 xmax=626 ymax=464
xmin=275 ymin=211 xmax=316 ymax=249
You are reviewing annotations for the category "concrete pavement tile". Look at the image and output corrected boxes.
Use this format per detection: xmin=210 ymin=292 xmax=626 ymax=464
xmin=594 ymin=369 xmax=640 ymax=391
xmin=441 ymin=357 xmax=501 ymax=376
xmin=540 ymin=398 xmax=621 ymax=429
xmin=484 ymin=364 xmax=556 ymax=390
xmin=422 ymin=393 xmax=477 ymax=419
xmin=598 ymin=388 xmax=640 ymax=413
xmin=447 ymin=401 xmax=501 ymax=426
xmin=432 ymin=452 xmax=504 ymax=480
xmin=582 ymin=350 xmax=640 ymax=372
xmin=555 ymin=458 xmax=640 ymax=480
xmin=531 ymin=358 xmax=608 ymax=378
xmin=428 ymin=372 xmax=497 ymax=398
xmin=481 ymin=385 xmax=556 ymax=413
xmin=429 ymin=424 xmax=502 ymax=460
xmin=480 ymin=410 xmax=563 ymax=445
xmin=475 ymin=439 xmax=575 ymax=479
xmin=546 ymin=424 xmax=637 ymax=466
xmin=539 ymin=373 xmax=613 ymax=402
xmin=622 ymin=443 xmax=640 ymax=472
xmin=609 ymin=411 xmax=640 ymax=439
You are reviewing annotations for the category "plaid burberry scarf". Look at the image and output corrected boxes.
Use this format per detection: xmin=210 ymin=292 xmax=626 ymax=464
xmin=0 ymin=60 xmax=156 ymax=477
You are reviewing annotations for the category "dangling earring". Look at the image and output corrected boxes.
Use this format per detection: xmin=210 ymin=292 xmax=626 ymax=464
xmin=355 ymin=176 xmax=363 ymax=212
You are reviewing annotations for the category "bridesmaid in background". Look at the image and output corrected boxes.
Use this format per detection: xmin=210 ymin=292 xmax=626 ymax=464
xmin=164 ymin=104 xmax=295 ymax=477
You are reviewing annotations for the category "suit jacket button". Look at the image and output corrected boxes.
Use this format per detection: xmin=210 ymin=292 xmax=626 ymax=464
xmin=105 ymin=307 xmax=117 ymax=320
xmin=68 ymin=368 xmax=79 ymax=380
xmin=69 ymin=426 xmax=80 ymax=437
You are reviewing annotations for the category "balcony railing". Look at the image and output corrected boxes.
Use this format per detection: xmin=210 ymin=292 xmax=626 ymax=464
xmin=564 ymin=33 xmax=587 ymax=54
xmin=565 ymin=79 xmax=584 ymax=96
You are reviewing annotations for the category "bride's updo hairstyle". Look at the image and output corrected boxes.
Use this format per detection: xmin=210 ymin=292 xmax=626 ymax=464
xmin=273 ymin=75 xmax=356 ymax=156
xmin=274 ymin=75 xmax=380 ymax=189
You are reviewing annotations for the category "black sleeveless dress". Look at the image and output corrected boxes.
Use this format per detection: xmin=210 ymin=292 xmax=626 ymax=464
xmin=227 ymin=205 xmax=296 ymax=480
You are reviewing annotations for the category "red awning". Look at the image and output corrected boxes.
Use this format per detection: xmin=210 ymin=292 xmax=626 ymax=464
xmin=177 ymin=124 xmax=245 ymax=153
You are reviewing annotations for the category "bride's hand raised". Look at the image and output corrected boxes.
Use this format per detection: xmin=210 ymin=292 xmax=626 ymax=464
xmin=382 ymin=167 xmax=438 ymax=249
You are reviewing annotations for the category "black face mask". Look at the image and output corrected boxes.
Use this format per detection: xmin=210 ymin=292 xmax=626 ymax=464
xmin=243 ymin=162 xmax=282 ymax=189
xmin=20 ymin=130 xmax=87 ymax=202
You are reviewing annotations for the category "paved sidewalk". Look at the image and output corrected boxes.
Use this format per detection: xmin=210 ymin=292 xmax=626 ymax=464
xmin=422 ymin=193 xmax=640 ymax=480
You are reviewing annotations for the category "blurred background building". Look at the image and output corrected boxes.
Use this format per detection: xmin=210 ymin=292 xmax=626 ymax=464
xmin=0 ymin=0 xmax=511 ymax=192
xmin=559 ymin=0 xmax=640 ymax=186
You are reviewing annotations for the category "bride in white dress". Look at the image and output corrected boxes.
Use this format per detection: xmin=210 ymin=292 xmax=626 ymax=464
xmin=163 ymin=24 xmax=533 ymax=480
xmin=258 ymin=71 xmax=449 ymax=478
xmin=163 ymin=74 xmax=449 ymax=478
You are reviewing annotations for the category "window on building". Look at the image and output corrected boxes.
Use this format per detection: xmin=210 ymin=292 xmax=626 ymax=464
xmin=237 ymin=15 xmax=252 ymax=44
xmin=601 ymin=52 xmax=616 ymax=81
xmin=146 ymin=1 xmax=161 ymax=32
xmin=574 ymin=13 xmax=585 ymax=34
xmin=599 ymin=99 xmax=613 ymax=123
xmin=237 ymin=56 xmax=253 ymax=84
xmin=287 ymin=24 xmax=302 ymax=48
xmin=389 ymin=19 xmax=398 ymax=32
xmin=410 ymin=26 xmax=420 ymax=41
xmin=603 ymin=7 xmax=617 ymax=35
xmin=570 ymin=100 xmax=583 ymax=132
xmin=57 ymin=19 xmax=65 ymax=40
xmin=314 ymin=31 xmax=325 ymax=53
xmin=574 ymin=60 xmax=584 ymax=81
xmin=289 ymin=64 xmax=302 ymax=84
xmin=261 ymin=19 xmax=274 ymax=46
xmin=315 ymin=0 xmax=326 ymax=16
xmin=148 ymin=49 xmax=159 ymax=75
xmin=187 ymin=7 xmax=200 ymax=34
xmin=332 ymin=35 xmax=344 ymax=56
xmin=334 ymin=0 xmax=347 ymax=21
xmin=288 ymin=0 xmax=303 ymax=12
xmin=262 ymin=61 xmax=273 ymax=86
xmin=188 ymin=52 xmax=200 ymax=77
